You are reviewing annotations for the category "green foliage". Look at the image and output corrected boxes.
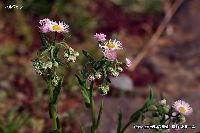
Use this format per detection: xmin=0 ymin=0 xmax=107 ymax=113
xmin=117 ymin=110 xmax=122 ymax=133
xmin=52 ymin=78 xmax=63 ymax=104
xmin=96 ymin=100 xmax=104 ymax=129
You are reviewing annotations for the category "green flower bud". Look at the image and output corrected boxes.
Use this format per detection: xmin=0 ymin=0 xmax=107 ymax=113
xmin=46 ymin=61 xmax=53 ymax=69
xmin=108 ymin=67 xmax=114 ymax=72
xmin=162 ymin=105 xmax=170 ymax=114
xmin=54 ymin=61 xmax=58 ymax=67
xmin=74 ymin=52 xmax=79 ymax=57
xmin=95 ymin=72 xmax=101 ymax=79
xmin=112 ymin=70 xmax=119 ymax=77
xmin=51 ymin=75 xmax=60 ymax=86
xmin=148 ymin=105 xmax=157 ymax=111
xmin=178 ymin=115 xmax=186 ymax=123
xmin=117 ymin=67 xmax=123 ymax=72
xmin=98 ymin=84 xmax=109 ymax=95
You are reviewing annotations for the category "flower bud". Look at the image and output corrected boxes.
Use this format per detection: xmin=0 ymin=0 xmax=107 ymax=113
xmin=95 ymin=72 xmax=101 ymax=79
xmin=98 ymin=84 xmax=109 ymax=95
xmin=51 ymin=75 xmax=60 ymax=86
xmin=87 ymin=75 xmax=95 ymax=81
xmin=117 ymin=67 xmax=123 ymax=72
xmin=54 ymin=61 xmax=58 ymax=67
xmin=148 ymin=105 xmax=157 ymax=111
xmin=160 ymin=99 xmax=167 ymax=105
xmin=112 ymin=70 xmax=119 ymax=77
xmin=163 ymin=105 xmax=170 ymax=113
xmin=178 ymin=115 xmax=186 ymax=123
xmin=46 ymin=61 xmax=53 ymax=69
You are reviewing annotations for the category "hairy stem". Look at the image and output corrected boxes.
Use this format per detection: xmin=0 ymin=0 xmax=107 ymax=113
xmin=48 ymin=80 xmax=61 ymax=133
xmin=89 ymin=81 xmax=96 ymax=133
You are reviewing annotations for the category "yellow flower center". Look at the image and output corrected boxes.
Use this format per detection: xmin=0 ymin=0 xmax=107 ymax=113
xmin=107 ymin=42 xmax=116 ymax=49
xmin=52 ymin=25 xmax=62 ymax=31
xmin=178 ymin=106 xmax=187 ymax=113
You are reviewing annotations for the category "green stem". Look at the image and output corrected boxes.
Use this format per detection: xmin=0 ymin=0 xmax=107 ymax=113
xmin=52 ymin=32 xmax=57 ymax=45
xmin=48 ymin=80 xmax=61 ymax=133
xmin=120 ymin=120 xmax=133 ymax=133
xmin=89 ymin=81 xmax=96 ymax=133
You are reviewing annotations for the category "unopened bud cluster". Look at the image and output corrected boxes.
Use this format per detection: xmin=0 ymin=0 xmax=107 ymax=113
xmin=64 ymin=47 xmax=79 ymax=62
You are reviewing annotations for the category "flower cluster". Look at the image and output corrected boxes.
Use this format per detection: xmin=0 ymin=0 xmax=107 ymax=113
xmin=139 ymin=98 xmax=193 ymax=132
xmin=64 ymin=47 xmax=79 ymax=62
xmin=39 ymin=18 xmax=69 ymax=33
xmin=94 ymin=33 xmax=123 ymax=61
xmin=33 ymin=19 xmax=80 ymax=132
xmin=76 ymin=33 xmax=133 ymax=97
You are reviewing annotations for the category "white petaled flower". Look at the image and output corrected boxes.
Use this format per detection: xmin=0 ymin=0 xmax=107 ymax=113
xmin=173 ymin=100 xmax=193 ymax=116
xmin=102 ymin=39 xmax=123 ymax=50
xmin=49 ymin=21 xmax=69 ymax=33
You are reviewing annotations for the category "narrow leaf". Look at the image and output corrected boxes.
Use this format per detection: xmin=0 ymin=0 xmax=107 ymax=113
xmin=82 ymin=50 xmax=94 ymax=62
xmin=96 ymin=100 xmax=104 ymax=128
xmin=117 ymin=110 xmax=122 ymax=133
xmin=81 ymin=89 xmax=90 ymax=108
xmin=130 ymin=109 xmax=142 ymax=123
xmin=56 ymin=117 xmax=61 ymax=129
xmin=52 ymin=78 xmax=63 ymax=104
xmin=75 ymin=74 xmax=84 ymax=86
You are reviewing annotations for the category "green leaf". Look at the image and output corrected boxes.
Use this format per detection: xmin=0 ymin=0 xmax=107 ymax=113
xmin=53 ymin=43 xmax=61 ymax=58
xmin=52 ymin=78 xmax=63 ymax=104
xmin=82 ymin=50 xmax=94 ymax=62
xmin=149 ymin=88 xmax=154 ymax=100
xmin=48 ymin=103 xmax=53 ymax=118
xmin=81 ymin=88 xmax=90 ymax=108
xmin=96 ymin=100 xmax=104 ymax=128
xmin=75 ymin=74 xmax=90 ymax=107
xmin=75 ymin=74 xmax=84 ymax=86
xmin=130 ymin=109 xmax=142 ymax=123
xmin=39 ymin=32 xmax=49 ymax=48
xmin=56 ymin=117 xmax=61 ymax=129
xmin=117 ymin=110 xmax=122 ymax=133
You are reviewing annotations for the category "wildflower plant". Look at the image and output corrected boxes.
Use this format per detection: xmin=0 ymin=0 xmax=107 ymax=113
xmin=117 ymin=89 xmax=193 ymax=133
xmin=75 ymin=33 xmax=132 ymax=133
xmin=33 ymin=19 xmax=79 ymax=132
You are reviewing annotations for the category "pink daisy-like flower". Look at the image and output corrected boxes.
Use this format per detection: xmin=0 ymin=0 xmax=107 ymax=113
xmin=94 ymin=33 xmax=106 ymax=42
xmin=173 ymin=100 xmax=193 ymax=116
xmin=39 ymin=18 xmax=51 ymax=33
xmin=103 ymin=39 xmax=123 ymax=50
xmin=49 ymin=21 xmax=69 ymax=33
xmin=103 ymin=49 xmax=117 ymax=61
xmin=125 ymin=58 xmax=132 ymax=68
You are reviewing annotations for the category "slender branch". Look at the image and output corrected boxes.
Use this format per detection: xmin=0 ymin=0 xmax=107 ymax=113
xmin=131 ymin=0 xmax=184 ymax=71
